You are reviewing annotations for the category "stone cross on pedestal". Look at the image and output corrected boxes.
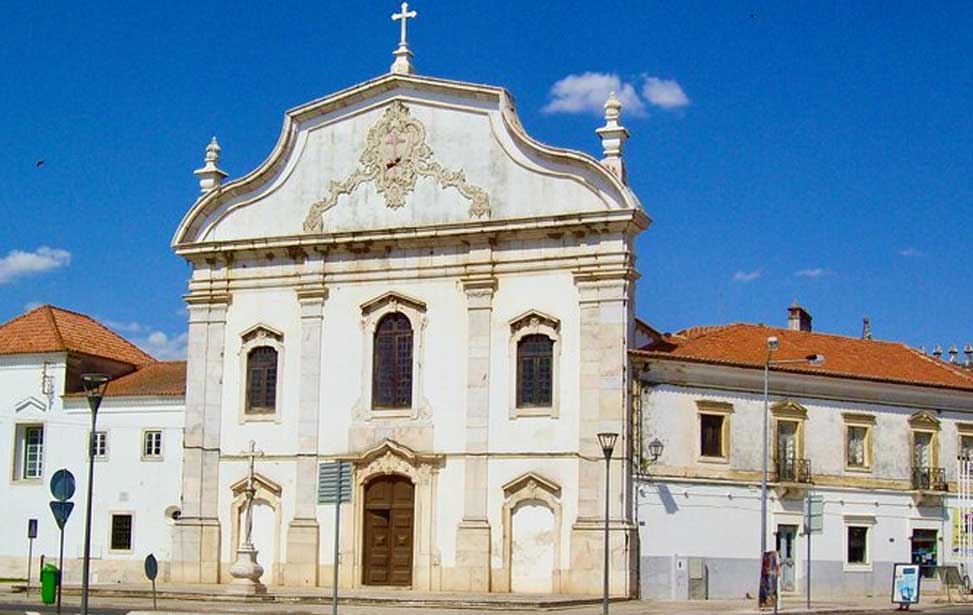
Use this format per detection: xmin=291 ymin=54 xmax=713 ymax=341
xmin=390 ymin=2 xmax=418 ymax=75
xmin=228 ymin=440 xmax=267 ymax=596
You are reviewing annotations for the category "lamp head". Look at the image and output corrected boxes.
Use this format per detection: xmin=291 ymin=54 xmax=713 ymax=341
xmin=648 ymin=438 xmax=664 ymax=462
xmin=81 ymin=373 xmax=110 ymax=412
xmin=597 ymin=432 xmax=619 ymax=459
xmin=767 ymin=336 xmax=779 ymax=351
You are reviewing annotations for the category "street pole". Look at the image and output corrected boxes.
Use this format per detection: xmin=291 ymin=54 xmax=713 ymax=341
xmin=26 ymin=534 xmax=34 ymax=598
xmin=761 ymin=358 xmax=769 ymax=558
xmin=806 ymin=520 xmax=811 ymax=610
xmin=57 ymin=520 xmax=65 ymax=615
xmin=80 ymin=374 xmax=109 ymax=615
xmin=333 ymin=461 xmax=342 ymax=615
xmin=603 ymin=453 xmax=610 ymax=615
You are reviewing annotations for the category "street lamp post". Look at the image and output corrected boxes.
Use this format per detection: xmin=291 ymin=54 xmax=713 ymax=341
xmin=597 ymin=432 xmax=618 ymax=615
xmin=80 ymin=374 xmax=110 ymax=615
xmin=759 ymin=338 xmax=823 ymax=603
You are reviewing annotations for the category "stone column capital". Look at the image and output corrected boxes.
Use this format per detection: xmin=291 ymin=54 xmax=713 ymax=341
xmin=461 ymin=277 xmax=497 ymax=309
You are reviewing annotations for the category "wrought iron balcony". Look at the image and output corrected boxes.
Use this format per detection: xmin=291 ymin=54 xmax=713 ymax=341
xmin=912 ymin=466 xmax=947 ymax=491
xmin=776 ymin=457 xmax=812 ymax=484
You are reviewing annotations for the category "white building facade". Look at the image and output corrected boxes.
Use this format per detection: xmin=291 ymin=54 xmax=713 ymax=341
xmin=633 ymin=312 xmax=973 ymax=600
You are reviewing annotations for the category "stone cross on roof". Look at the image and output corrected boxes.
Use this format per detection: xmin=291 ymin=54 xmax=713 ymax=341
xmin=390 ymin=2 xmax=418 ymax=75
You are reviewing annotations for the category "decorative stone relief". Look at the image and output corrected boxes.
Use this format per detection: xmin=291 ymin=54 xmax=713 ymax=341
xmin=303 ymin=101 xmax=490 ymax=232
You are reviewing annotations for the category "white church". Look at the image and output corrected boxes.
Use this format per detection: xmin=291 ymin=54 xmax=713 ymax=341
xmin=1 ymin=6 xmax=644 ymax=597
xmin=3 ymin=5 xmax=973 ymax=602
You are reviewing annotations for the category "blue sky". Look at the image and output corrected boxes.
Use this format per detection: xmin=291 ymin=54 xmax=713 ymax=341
xmin=1 ymin=1 xmax=971 ymax=358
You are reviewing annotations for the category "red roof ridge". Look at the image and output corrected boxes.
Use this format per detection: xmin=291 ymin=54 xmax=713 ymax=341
xmin=39 ymin=305 xmax=67 ymax=349
xmin=903 ymin=344 xmax=973 ymax=384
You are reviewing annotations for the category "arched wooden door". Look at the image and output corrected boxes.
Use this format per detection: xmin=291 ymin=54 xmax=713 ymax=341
xmin=363 ymin=475 xmax=415 ymax=586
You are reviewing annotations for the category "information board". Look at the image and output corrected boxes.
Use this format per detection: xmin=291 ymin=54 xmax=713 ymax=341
xmin=891 ymin=562 xmax=921 ymax=605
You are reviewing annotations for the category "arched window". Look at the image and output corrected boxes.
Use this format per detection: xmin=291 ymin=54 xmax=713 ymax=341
xmin=246 ymin=347 xmax=278 ymax=414
xmin=517 ymin=334 xmax=553 ymax=407
xmin=373 ymin=313 xmax=413 ymax=409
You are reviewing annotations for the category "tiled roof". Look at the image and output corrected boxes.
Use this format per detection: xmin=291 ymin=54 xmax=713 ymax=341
xmin=0 ymin=305 xmax=155 ymax=367
xmin=632 ymin=322 xmax=973 ymax=391
xmin=103 ymin=361 xmax=186 ymax=397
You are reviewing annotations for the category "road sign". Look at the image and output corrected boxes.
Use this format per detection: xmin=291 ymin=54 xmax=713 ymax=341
xmin=804 ymin=494 xmax=824 ymax=533
xmin=49 ymin=501 xmax=74 ymax=529
xmin=144 ymin=554 xmax=158 ymax=581
xmin=50 ymin=469 xmax=76 ymax=502
xmin=28 ymin=519 xmax=38 ymax=539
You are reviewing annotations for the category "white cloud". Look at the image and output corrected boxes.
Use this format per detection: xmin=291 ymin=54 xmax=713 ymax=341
xmin=136 ymin=331 xmax=188 ymax=360
xmin=542 ymin=72 xmax=646 ymax=116
xmin=642 ymin=77 xmax=691 ymax=110
xmin=733 ymin=269 xmax=762 ymax=283
xmin=103 ymin=319 xmax=143 ymax=334
xmin=0 ymin=247 xmax=71 ymax=285
xmin=899 ymin=247 xmax=924 ymax=257
xmin=24 ymin=301 xmax=44 ymax=312
xmin=795 ymin=268 xmax=830 ymax=278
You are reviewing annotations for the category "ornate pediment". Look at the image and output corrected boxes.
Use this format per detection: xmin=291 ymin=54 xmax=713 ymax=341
xmin=230 ymin=472 xmax=282 ymax=498
xmin=303 ymin=101 xmax=490 ymax=232
xmin=360 ymin=291 xmax=427 ymax=317
xmin=240 ymin=324 xmax=284 ymax=345
xmin=771 ymin=399 xmax=808 ymax=420
xmin=502 ymin=471 xmax=561 ymax=499
xmin=908 ymin=410 xmax=941 ymax=431
xmin=509 ymin=310 xmax=560 ymax=335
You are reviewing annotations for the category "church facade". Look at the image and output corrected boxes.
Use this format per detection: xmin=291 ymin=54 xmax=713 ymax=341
xmin=167 ymin=47 xmax=648 ymax=594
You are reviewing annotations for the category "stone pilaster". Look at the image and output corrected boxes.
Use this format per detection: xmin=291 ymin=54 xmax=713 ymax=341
xmin=172 ymin=294 xmax=229 ymax=583
xmin=285 ymin=286 xmax=327 ymax=586
xmin=567 ymin=271 xmax=637 ymax=595
xmin=450 ymin=276 xmax=496 ymax=591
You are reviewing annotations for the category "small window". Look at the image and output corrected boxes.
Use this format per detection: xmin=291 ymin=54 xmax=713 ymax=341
xmin=110 ymin=514 xmax=133 ymax=551
xmin=961 ymin=435 xmax=973 ymax=460
xmin=847 ymin=426 xmax=868 ymax=468
xmin=700 ymin=414 xmax=724 ymax=458
xmin=847 ymin=526 xmax=868 ymax=564
xmin=372 ymin=313 xmax=414 ymax=409
xmin=913 ymin=431 xmax=933 ymax=468
xmin=245 ymin=347 xmax=278 ymax=414
xmin=143 ymin=431 xmax=163 ymax=459
xmin=22 ymin=426 xmax=44 ymax=479
xmin=91 ymin=432 xmax=108 ymax=459
xmin=516 ymin=334 xmax=553 ymax=407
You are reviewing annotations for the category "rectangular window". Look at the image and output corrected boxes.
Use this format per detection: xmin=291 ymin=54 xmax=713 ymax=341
xmin=700 ymin=414 xmax=724 ymax=458
xmin=110 ymin=514 xmax=133 ymax=551
xmin=961 ymin=435 xmax=973 ymax=460
xmin=92 ymin=431 xmax=108 ymax=459
xmin=143 ymin=431 xmax=163 ymax=459
xmin=847 ymin=426 xmax=868 ymax=468
xmin=913 ymin=432 xmax=932 ymax=467
xmin=847 ymin=526 xmax=868 ymax=564
xmin=23 ymin=426 xmax=44 ymax=479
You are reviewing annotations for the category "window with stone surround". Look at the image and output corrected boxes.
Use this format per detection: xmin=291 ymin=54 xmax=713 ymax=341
xmin=847 ymin=526 xmax=868 ymax=564
xmin=843 ymin=413 xmax=875 ymax=471
xmin=13 ymin=424 xmax=44 ymax=481
xmin=110 ymin=513 xmax=133 ymax=551
xmin=92 ymin=431 xmax=108 ymax=460
xmin=508 ymin=311 xmax=561 ymax=419
xmin=238 ymin=324 xmax=285 ymax=422
xmin=696 ymin=400 xmax=733 ymax=462
xmin=142 ymin=430 xmax=163 ymax=460
xmin=959 ymin=423 xmax=973 ymax=459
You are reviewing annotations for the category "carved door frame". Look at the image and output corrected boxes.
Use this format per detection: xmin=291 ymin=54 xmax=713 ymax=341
xmin=349 ymin=439 xmax=443 ymax=590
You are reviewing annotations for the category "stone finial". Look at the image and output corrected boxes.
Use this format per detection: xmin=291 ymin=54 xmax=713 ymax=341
xmin=933 ymin=344 xmax=943 ymax=359
xmin=390 ymin=2 xmax=418 ymax=75
xmin=862 ymin=315 xmax=872 ymax=340
xmin=964 ymin=344 xmax=972 ymax=368
xmin=949 ymin=344 xmax=959 ymax=363
xmin=194 ymin=136 xmax=228 ymax=194
xmin=595 ymin=91 xmax=630 ymax=184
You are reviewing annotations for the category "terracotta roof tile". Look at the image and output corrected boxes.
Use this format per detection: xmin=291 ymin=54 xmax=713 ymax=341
xmin=103 ymin=361 xmax=186 ymax=397
xmin=632 ymin=323 xmax=973 ymax=391
xmin=0 ymin=305 xmax=155 ymax=367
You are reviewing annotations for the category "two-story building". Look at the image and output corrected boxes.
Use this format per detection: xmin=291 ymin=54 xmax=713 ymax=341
xmin=633 ymin=303 xmax=973 ymax=600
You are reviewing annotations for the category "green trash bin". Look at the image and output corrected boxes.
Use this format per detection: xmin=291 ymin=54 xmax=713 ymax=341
xmin=40 ymin=563 xmax=58 ymax=605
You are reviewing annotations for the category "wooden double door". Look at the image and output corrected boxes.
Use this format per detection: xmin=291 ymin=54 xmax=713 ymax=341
xmin=363 ymin=475 xmax=415 ymax=586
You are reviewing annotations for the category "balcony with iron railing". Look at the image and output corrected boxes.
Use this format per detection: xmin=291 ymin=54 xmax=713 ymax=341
xmin=775 ymin=457 xmax=812 ymax=484
xmin=912 ymin=466 xmax=947 ymax=492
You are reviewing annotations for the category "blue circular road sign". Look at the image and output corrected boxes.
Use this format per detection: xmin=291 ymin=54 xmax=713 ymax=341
xmin=50 ymin=469 xmax=76 ymax=502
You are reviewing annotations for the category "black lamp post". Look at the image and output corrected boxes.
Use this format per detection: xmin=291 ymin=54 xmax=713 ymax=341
xmin=597 ymin=432 xmax=618 ymax=615
xmin=80 ymin=374 xmax=110 ymax=615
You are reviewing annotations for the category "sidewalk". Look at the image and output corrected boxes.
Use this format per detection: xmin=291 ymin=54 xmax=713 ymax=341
xmin=1 ymin=581 xmax=959 ymax=614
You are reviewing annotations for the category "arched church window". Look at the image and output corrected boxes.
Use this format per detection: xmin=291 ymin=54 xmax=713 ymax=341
xmin=517 ymin=334 xmax=553 ymax=407
xmin=373 ymin=312 xmax=413 ymax=409
xmin=246 ymin=346 xmax=278 ymax=414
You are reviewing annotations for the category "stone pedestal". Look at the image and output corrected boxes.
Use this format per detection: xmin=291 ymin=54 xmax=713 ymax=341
xmin=284 ymin=518 xmax=320 ymax=586
xmin=228 ymin=544 xmax=267 ymax=595
xmin=171 ymin=517 xmax=222 ymax=583
xmin=452 ymin=519 xmax=492 ymax=591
